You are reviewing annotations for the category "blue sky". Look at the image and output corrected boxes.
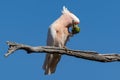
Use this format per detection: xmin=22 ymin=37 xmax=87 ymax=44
xmin=0 ymin=0 xmax=120 ymax=80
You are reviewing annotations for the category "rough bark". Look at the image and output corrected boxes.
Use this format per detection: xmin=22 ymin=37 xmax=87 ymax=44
xmin=5 ymin=41 xmax=120 ymax=62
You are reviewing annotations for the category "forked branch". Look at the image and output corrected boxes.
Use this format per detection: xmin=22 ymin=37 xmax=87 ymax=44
xmin=5 ymin=41 xmax=120 ymax=62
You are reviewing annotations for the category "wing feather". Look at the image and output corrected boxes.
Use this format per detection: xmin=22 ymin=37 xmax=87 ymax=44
xmin=47 ymin=26 xmax=56 ymax=46
xmin=43 ymin=26 xmax=57 ymax=74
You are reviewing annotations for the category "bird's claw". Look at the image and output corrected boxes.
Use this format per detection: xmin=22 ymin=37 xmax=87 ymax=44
xmin=63 ymin=46 xmax=69 ymax=52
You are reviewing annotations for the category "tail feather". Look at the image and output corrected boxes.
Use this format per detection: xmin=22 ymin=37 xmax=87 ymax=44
xmin=43 ymin=53 xmax=61 ymax=75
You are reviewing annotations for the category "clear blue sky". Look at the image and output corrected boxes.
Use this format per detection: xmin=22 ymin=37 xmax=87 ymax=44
xmin=0 ymin=0 xmax=120 ymax=80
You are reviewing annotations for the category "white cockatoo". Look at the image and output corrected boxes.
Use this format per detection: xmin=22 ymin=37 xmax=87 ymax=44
xmin=43 ymin=6 xmax=80 ymax=75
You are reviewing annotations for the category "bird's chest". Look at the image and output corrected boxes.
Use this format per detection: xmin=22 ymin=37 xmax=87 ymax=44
xmin=55 ymin=28 xmax=69 ymax=45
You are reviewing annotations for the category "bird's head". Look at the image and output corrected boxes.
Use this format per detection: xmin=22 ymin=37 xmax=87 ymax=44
xmin=62 ymin=6 xmax=80 ymax=25
xmin=62 ymin=6 xmax=80 ymax=34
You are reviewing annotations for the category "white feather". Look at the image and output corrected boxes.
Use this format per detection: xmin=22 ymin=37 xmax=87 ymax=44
xmin=62 ymin=6 xmax=70 ymax=14
xmin=62 ymin=6 xmax=80 ymax=23
xmin=47 ymin=26 xmax=56 ymax=46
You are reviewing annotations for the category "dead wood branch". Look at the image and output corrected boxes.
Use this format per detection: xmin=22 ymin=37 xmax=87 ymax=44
xmin=5 ymin=41 xmax=120 ymax=62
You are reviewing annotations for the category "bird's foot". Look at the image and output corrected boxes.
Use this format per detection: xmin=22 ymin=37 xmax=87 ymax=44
xmin=63 ymin=46 xmax=73 ymax=54
xmin=63 ymin=46 xmax=69 ymax=52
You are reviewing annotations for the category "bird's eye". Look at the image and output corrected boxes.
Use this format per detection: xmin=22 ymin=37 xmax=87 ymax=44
xmin=72 ymin=20 xmax=75 ymax=24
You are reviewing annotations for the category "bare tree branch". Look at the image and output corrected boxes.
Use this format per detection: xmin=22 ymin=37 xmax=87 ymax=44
xmin=5 ymin=41 xmax=120 ymax=62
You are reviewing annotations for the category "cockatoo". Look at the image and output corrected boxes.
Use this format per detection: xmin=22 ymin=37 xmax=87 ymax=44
xmin=43 ymin=6 xmax=80 ymax=75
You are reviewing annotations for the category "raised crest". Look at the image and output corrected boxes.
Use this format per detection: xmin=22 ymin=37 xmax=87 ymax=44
xmin=62 ymin=6 xmax=80 ymax=23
